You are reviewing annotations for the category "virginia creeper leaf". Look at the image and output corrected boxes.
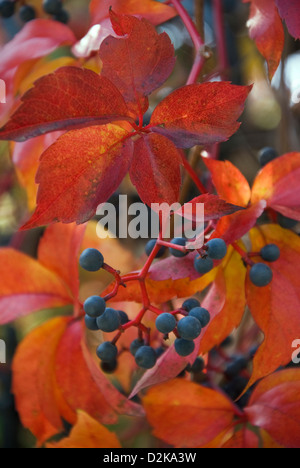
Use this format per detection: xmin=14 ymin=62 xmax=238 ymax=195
xmin=90 ymin=0 xmax=176 ymax=27
xmin=251 ymin=152 xmax=300 ymax=220
xmin=129 ymin=133 xmax=181 ymax=207
xmin=143 ymin=379 xmax=238 ymax=448
xmin=221 ymin=427 xmax=260 ymax=448
xmin=0 ymin=248 xmax=72 ymax=325
xmin=47 ymin=410 xmax=122 ymax=448
xmin=203 ymin=158 xmax=251 ymax=207
xmin=0 ymin=67 xmax=132 ymax=142
xmin=211 ymin=201 xmax=267 ymax=245
xmin=150 ymin=82 xmax=252 ymax=148
xmin=244 ymin=0 xmax=284 ymax=80
xmin=99 ymin=10 xmax=175 ymax=117
xmin=245 ymin=369 xmax=300 ymax=448
xmin=12 ymin=317 xmax=70 ymax=444
xmin=276 ymin=0 xmax=300 ymax=40
xmin=21 ymin=125 xmax=134 ymax=229
xmin=246 ymin=225 xmax=300 ymax=387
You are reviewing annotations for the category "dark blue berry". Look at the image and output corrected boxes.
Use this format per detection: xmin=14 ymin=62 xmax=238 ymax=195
xmin=278 ymin=214 xmax=298 ymax=229
xmin=100 ymin=359 xmax=118 ymax=374
xmin=135 ymin=346 xmax=157 ymax=369
xmin=182 ymin=298 xmax=200 ymax=311
xmin=206 ymin=238 xmax=227 ymax=260
xmin=260 ymin=244 xmax=280 ymax=262
xmin=225 ymin=355 xmax=248 ymax=379
xmin=117 ymin=310 xmax=129 ymax=325
xmin=79 ymin=248 xmax=104 ymax=272
xmin=174 ymin=338 xmax=195 ymax=356
xmin=249 ymin=263 xmax=273 ymax=287
xmin=145 ymin=239 xmax=166 ymax=258
xmin=194 ymin=255 xmax=214 ymax=275
xmin=186 ymin=357 xmax=205 ymax=374
xmin=0 ymin=0 xmax=15 ymax=18
xmin=42 ymin=0 xmax=62 ymax=14
xmin=130 ymin=338 xmax=145 ymax=356
xmin=83 ymin=296 xmax=106 ymax=318
xmin=96 ymin=308 xmax=121 ymax=332
xmin=155 ymin=313 xmax=177 ymax=334
xmin=177 ymin=316 xmax=202 ymax=341
xmin=169 ymin=238 xmax=188 ymax=258
xmin=189 ymin=307 xmax=210 ymax=327
xmin=96 ymin=342 xmax=118 ymax=362
xmin=258 ymin=147 xmax=278 ymax=167
xmin=54 ymin=8 xmax=69 ymax=24
xmin=84 ymin=314 xmax=99 ymax=331
xmin=155 ymin=346 xmax=166 ymax=358
xmin=19 ymin=5 xmax=36 ymax=22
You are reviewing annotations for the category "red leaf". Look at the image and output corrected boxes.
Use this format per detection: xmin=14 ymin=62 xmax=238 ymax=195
xmin=150 ymin=82 xmax=252 ymax=148
xmin=244 ymin=0 xmax=284 ymax=80
xmin=251 ymin=152 xmax=300 ymax=220
xmin=0 ymin=248 xmax=72 ymax=325
xmin=99 ymin=10 xmax=175 ymax=117
xmin=245 ymin=369 xmax=300 ymax=448
xmin=276 ymin=0 xmax=300 ymax=40
xmin=12 ymin=317 xmax=70 ymax=444
xmin=47 ymin=411 xmax=122 ymax=448
xmin=129 ymin=133 xmax=181 ymax=207
xmin=211 ymin=201 xmax=267 ymax=245
xmin=37 ymin=223 xmax=86 ymax=301
xmin=143 ymin=379 xmax=238 ymax=448
xmin=203 ymin=158 xmax=251 ymax=207
xmin=221 ymin=427 xmax=259 ymax=448
xmin=0 ymin=67 xmax=131 ymax=142
xmin=246 ymin=225 xmax=300 ymax=388
xmin=90 ymin=0 xmax=176 ymax=27
xmin=55 ymin=320 xmax=143 ymax=423
xmin=176 ymin=193 xmax=244 ymax=223
xmin=21 ymin=125 xmax=134 ymax=229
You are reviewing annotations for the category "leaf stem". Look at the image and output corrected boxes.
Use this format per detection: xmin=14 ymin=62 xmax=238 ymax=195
xmin=180 ymin=150 xmax=208 ymax=194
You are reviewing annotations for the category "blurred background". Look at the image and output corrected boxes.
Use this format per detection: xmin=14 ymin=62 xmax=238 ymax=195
xmin=0 ymin=0 xmax=299 ymax=447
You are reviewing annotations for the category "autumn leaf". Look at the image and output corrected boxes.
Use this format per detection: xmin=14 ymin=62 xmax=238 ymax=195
xmin=245 ymin=369 xmax=300 ymax=448
xmin=100 ymin=10 xmax=175 ymax=116
xmin=129 ymin=133 xmax=182 ymax=207
xmin=47 ymin=411 xmax=121 ymax=448
xmin=246 ymin=225 xmax=300 ymax=387
xmin=143 ymin=379 xmax=238 ymax=448
xmin=203 ymin=158 xmax=251 ymax=207
xmin=0 ymin=248 xmax=73 ymax=325
xmin=244 ymin=0 xmax=284 ymax=80
xmin=21 ymin=125 xmax=134 ymax=229
xmin=12 ymin=316 xmax=71 ymax=444
xmin=251 ymin=152 xmax=300 ymax=220
xmin=89 ymin=0 xmax=176 ymax=27
xmin=276 ymin=0 xmax=300 ymax=40
xmin=151 ymin=82 xmax=252 ymax=148
xmin=221 ymin=427 xmax=259 ymax=448
xmin=0 ymin=67 xmax=132 ymax=142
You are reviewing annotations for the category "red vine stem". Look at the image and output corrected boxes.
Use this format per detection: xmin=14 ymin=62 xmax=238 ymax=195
xmin=180 ymin=150 xmax=208 ymax=194
xmin=212 ymin=0 xmax=229 ymax=80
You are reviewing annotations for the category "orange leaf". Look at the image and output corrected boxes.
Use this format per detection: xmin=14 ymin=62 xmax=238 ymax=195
xmin=203 ymin=158 xmax=251 ymax=207
xmin=0 ymin=248 xmax=72 ymax=325
xmin=244 ymin=0 xmax=284 ymax=80
xmin=245 ymin=369 xmax=300 ymax=448
xmin=199 ymin=246 xmax=247 ymax=353
xmin=47 ymin=410 xmax=121 ymax=448
xmin=246 ymin=225 xmax=300 ymax=387
xmin=143 ymin=379 xmax=237 ymax=448
xmin=251 ymin=152 xmax=300 ymax=220
xmin=12 ymin=317 xmax=70 ymax=444
xmin=221 ymin=427 xmax=259 ymax=448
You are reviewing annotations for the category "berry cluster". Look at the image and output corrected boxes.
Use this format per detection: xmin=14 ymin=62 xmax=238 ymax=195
xmin=79 ymin=245 xmax=212 ymax=372
xmin=248 ymin=243 xmax=280 ymax=287
xmin=0 ymin=0 xmax=69 ymax=23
